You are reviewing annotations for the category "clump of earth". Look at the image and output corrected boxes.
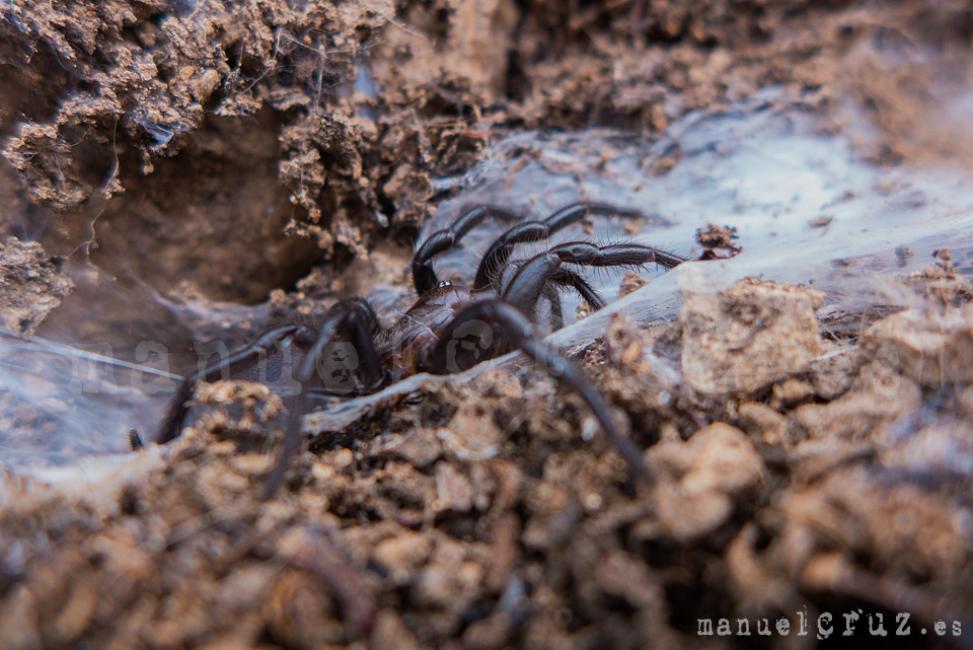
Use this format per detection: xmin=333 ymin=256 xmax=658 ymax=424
xmin=2 ymin=1 xmax=973 ymax=648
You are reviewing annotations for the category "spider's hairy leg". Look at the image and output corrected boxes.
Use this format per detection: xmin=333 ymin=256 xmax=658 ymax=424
xmin=427 ymin=299 xmax=652 ymax=482
xmin=548 ymin=268 xmax=607 ymax=310
xmin=503 ymin=241 xmax=685 ymax=316
xmin=551 ymin=241 xmax=686 ymax=269
xmin=154 ymin=324 xmax=309 ymax=445
xmin=412 ymin=205 xmax=520 ymax=295
xmin=541 ymin=283 xmax=565 ymax=330
xmin=262 ymin=298 xmax=384 ymax=499
xmin=473 ymin=202 xmax=645 ymax=290
xmin=528 ymin=268 xmax=604 ymax=331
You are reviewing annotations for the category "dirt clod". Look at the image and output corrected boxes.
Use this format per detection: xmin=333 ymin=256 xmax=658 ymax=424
xmin=650 ymin=423 xmax=765 ymax=541
xmin=865 ymin=302 xmax=973 ymax=386
xmin=695 ymin=223 xmax=742 ymax=260
xmin=680 ymin=277 xmax=825 ymax=395
xmin=0 ymin=237 xmax=72 ymax=333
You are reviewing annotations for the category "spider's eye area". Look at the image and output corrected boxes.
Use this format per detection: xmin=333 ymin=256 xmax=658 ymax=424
xmin=438 ymin=280 xmax=452 ymax=288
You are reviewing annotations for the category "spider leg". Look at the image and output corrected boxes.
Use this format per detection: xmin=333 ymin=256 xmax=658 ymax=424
xmin=503 ymin=241 xmax=685 ymax=317
xmin=536 ymin=270 xmax=604 ymax=331
xmin=473 ymin=202 xmax=644 ymax=290
xmin=262 ymin=298 xmax=385 ymax=499
xmin=154 ymin=324 xmax=309 ymax=445
xmin=542 ymin=283 xmax=565 ymax=331
xmin=501 ymin=265 xmax=604 ymax=326
xmin=412 ymin=205 xmax=520 ymax=295
xmin=548 ymin=268 xmax=607 ymax=311
xmin=425 ymin=299 xmax=651 ymax=481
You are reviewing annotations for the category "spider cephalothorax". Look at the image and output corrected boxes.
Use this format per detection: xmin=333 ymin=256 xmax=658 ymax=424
xmin=154 ymin=202 xmax=689 ymax=497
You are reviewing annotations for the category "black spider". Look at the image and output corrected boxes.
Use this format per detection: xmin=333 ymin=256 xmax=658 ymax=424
xmin=153 ymin=202 xmax=688 ymax=497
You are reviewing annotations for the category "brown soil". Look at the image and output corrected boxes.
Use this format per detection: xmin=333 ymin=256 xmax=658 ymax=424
xmin=2 ymin=1 xmax=973 ymax=648
xmin=0 ymin=237 xmax=71 ymax=334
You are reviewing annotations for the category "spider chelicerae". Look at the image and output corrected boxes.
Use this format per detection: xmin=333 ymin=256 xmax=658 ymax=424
xmin=152 ymin=202 xmax=689 ymax=497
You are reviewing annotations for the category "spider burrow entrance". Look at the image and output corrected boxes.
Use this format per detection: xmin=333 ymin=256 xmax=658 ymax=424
xmin=153 ymin=201 xmax=698 ymax=497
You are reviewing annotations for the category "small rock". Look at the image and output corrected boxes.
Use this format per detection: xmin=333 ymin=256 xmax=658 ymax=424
xmin=650 ymin=423 xmax=765 ymax=541
xmin=810 ymin=345 xmax=860 ymax=399
xmin=618 ymin=271 xmax=650 ymax=298
xmin=770 ymin=378 xmax=815 ymax=408
xmin=434 ymin=463 xmax=474 ymax=514
xmin=0 ymin=237 xmax=72 ymax=334
xmin=384 ymin=428 xmax=442 ymax=469
xmin=603 ymin=313 xmax=650 ymax=373
xmin=370 ymin=610 xmax=421 ymax=650
xmin=695 ymin=223 xmax=742 ymax=260
xmin=332 ymin=448 xmax=355 ymax=469
xmin=439 ymin=400 xmax=502 ymax=462
xmin=373 ymin=532 xmax=432 ymax=583
xmin=791 ymin=361 xmax=921 ymax=440
xmin=864 ymin=303 xmax=973 ymax=386
xmin=682 ymin=423 xmax=765 ymax=495
xmin=737 ymin=401 xmax=790 ymax=447
xmin=191 ymin=69 xmax=222 ymax=102
xmin=680 ymin=278 xmax=824 ymax=394
xmin=230 ymin=453 xmax=274 ymax=476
